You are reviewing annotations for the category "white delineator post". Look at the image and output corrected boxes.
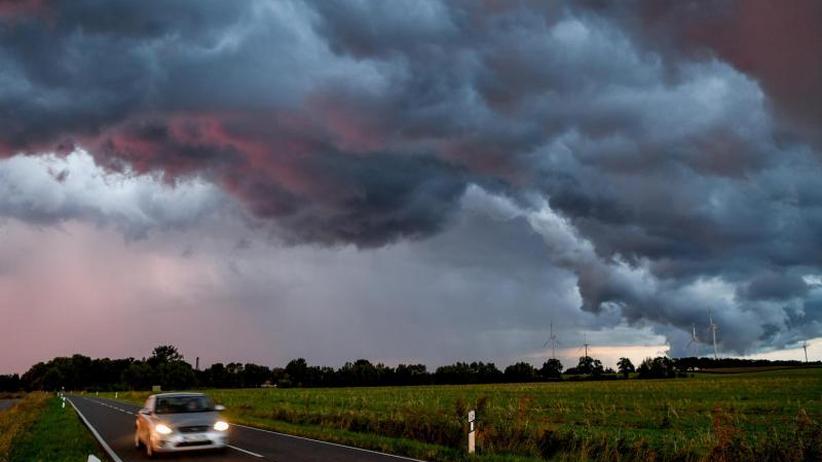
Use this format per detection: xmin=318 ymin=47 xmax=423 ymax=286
xmin=467 ymin=409 xmax=476 ymax=454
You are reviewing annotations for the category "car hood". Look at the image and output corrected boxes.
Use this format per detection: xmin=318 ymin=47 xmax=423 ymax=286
xmin=158 ymin=411 xmax=222 ymax=428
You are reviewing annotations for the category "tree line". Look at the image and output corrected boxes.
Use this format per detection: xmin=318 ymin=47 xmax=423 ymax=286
xmin=0 ymin=345 xmax=814 ymax=392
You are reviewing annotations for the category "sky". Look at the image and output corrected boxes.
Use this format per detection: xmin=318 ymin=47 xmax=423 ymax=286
xmin=1 ymin=0 xmax=821 ymax=373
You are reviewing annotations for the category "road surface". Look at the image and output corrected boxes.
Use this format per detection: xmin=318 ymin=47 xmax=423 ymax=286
xmin=0 ymin=399 xmax=19 ymax=411
xmin=68 ymin=396 xmax=425 ymax=462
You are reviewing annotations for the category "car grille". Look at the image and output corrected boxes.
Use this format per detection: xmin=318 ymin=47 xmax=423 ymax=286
xmin=179 ymin=425 xmax=210 ymax=433
xmin=176 ymin=440 xmax=211 ymax=447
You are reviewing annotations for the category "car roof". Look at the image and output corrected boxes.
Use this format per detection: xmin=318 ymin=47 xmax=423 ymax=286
xmin=150 ymin=392 xmax=205 ymax=398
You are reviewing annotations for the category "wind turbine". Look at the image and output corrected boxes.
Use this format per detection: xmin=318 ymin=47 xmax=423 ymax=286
xmin=708 ymin=308 xmax=719 ymax=360
xmin=686 ymin=323 xmax=699 ymax=355
xmin=579 ymin=333 xmax=591 ymax=358
xmin=543 ymin=322 xmax=560 ymax=360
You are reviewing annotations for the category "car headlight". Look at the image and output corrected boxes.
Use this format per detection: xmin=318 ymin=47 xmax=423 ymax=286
xmin=154 ymin=423 xmax=173 ymax=435
xmin=213 ymin=421 xmax=229 ymax=431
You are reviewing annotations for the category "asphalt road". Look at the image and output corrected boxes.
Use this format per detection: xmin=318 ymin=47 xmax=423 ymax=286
xmin=68 ymin=396 xmax=425 ymax=462
xmin=0 ymin=399 xmax=19 ymax=411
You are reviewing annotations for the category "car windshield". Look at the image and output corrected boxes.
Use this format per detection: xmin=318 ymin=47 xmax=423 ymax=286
xmin=155 ymin=395 xmax=214 ymax=414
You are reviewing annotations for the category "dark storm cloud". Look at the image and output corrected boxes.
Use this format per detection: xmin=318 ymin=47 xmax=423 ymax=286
xmin=579 ymin=0 xmax=822 ymax=146
xmin=1 ymin=0 xmax=822 ymax=352
xmin=738 ymin=272 xmax=809 ymax=302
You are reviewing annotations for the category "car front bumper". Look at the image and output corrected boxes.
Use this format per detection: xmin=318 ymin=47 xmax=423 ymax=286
xmin=151 ymin=430 xmax=228 ymax=452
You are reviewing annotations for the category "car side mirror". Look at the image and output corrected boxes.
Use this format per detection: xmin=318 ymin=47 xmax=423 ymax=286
xmin=139 ymin=408 xmax=151 ymax=415
xmin=214 ymin=405 xmax=225 ymax=411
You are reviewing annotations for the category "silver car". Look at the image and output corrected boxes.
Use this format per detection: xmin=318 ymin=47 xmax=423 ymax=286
xmin=134 ymin=392 xmax=229 ymax=457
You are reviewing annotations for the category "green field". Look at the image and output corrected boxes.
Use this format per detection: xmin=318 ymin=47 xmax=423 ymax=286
xmin=103 ymin=368 xmax=822 ymax=462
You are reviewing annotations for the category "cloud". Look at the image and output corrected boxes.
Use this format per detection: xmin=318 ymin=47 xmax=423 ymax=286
xmin=0 ymin=151 xmax=222 ymax=238
xmin=737 ymin=272 xmax=809 ymax=302
xmin=0 ymin=182 xmax=675 ymax=373
xmin=0 ymin=1 xmax=821 ymax=355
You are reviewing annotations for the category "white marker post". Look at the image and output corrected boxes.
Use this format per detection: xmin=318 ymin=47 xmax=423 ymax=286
xmin=115 ymin=392 xmax=118 ymax=399
xmin=467 ymin=409 xmax=476 ymax=454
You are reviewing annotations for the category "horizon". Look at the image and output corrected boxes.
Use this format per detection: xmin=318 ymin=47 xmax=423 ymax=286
xmin=6 ymin=336 xmax=821 ymax=376
xmin=2 ymin=1 xmax=822 ymax=376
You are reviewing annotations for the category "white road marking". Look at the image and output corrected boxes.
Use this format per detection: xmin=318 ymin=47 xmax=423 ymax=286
xmin=228 ymin=444 xmax=265 ymax=458
xmin=66 ymin=398 xmax=125 ymax=462
xmin=233 ymin=424 xmax=428 ymax=462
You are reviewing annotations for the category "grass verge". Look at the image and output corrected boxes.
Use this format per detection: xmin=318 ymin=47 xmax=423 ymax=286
xmin=0 ymin=393 xmax=48 ymax=462
xmin=8 ymin=395 xmax=108 ymax=462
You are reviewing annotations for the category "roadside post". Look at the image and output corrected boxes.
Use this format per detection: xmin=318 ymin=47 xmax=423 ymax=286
xmin=468 ymin=409 xmax=476 ymax=454
xmin=115 ymin=392 xmax=118 ymax=399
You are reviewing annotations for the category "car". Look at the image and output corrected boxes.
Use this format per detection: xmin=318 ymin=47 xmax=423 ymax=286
xmin=134 ymin=392 xmax=229 ymax=458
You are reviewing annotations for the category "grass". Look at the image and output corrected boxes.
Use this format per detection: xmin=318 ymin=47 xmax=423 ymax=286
xmin=5 ymin=395 xmax=108 ymax=462
xmin=102 ymin=368 xmax=822 ymax=461
xmin=0 ymin=393 xmax=47 ymax=462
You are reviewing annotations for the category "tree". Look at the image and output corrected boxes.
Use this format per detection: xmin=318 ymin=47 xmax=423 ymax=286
xmin=575 ymin=356 xmax=595 ymax=375
xmin=504 ymin=362 xmax=538 ymax=382
xmin=204 ymin=363 xmax=229 ymax=388
xmin=225 ymin=363 xmax=244 ymax=387
xmin=148 ymin=345 xmax=184 ymax=367
xmin=285 ymin=358 xmax=308 ymax=386
xmin=434 ymin=362 xmax=502 ymax=385
xmin=637 ymin=356 xmax=678 ymax=379
xmin=617 ymin=357 xmax=635 ymax=378
xmin=157 ymin=360 xmax=195 ymax=390
xmin=0 ymin=374 xmax=21 ymax=392
xmin=591 ymin=359 xmax=605 ymax=377
xmin=473 ymin=362 xmax=504 ymax=383
xmin=396 ymin=364 xmax=429 ymax=386
xmin=242 ymin=363 xmax=271 ymax=388
xmin=270 ymin=367 xmax=287 ymax=387
xmin=539 ymin=359 xmax=563 ymax=379
xmin=338 ymin=359 xmax=379 ymax=386
xmin=122 ymin=361 xmax=155 ymax=390
xmin=42 ymin=367 xmax=65 ymax=391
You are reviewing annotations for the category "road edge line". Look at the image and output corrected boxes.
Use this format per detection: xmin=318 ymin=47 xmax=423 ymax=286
xmin=67 ymin=397 xmax=124 ymax=462
xmin=232 ymin=424 xmax=428 ymax=462
xmin=228 ymin=444 xmax=265 ymax=458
